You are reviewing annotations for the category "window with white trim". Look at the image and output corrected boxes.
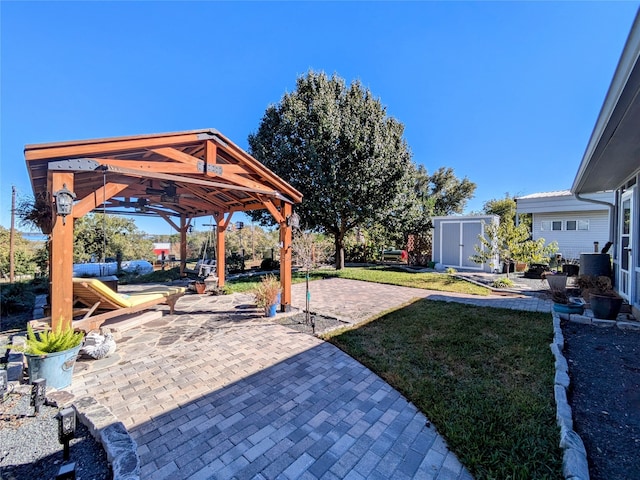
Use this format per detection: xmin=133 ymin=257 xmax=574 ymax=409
xmin=566 ymin=220 xmax=589 ymax=231
xmin=541 ymin=220 xmax=564 ymax=231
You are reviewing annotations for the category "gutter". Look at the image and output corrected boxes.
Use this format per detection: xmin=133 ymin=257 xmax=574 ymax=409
xmin=573 ymin=192 xmax=616 ymax=245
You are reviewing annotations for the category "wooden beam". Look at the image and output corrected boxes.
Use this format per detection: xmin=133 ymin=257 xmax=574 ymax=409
xmin=25 ymin=133 xmax=203 ymax=161
xmin=180 ymin=216 xmax=188 ymax=276
xmin=94 ymin=158 xmax=201 ymax=174
xmin=158 ymin=212 xmax=180 ymax=231
xmin=104 ymin=165 xmax=280 ymax=196
xmin=279 ymin=202 xmax=293 ymax=312
xmin=150 ymin=147 xmax=202 ymax=167
xmin=205 ymin=140 xmax=217 ymax=172
xmin=50 ymin=172 xmax=75 ymax=330
xmin=73 ymin=182 xmax=129 ymax=218
xmin=262 ymin=198 xmax=285 ymax=224
xmin=215 ymin=212 xmax=231 ymax=287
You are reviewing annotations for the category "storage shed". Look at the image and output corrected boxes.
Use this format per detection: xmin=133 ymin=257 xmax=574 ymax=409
xmin=432 ymin=215 xmax=499 ymax=272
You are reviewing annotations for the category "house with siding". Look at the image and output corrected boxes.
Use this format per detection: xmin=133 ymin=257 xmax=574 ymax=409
xmin=515 ymin=190 xmax=613 ymax=261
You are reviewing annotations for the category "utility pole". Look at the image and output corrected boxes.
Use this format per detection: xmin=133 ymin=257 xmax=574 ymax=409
xmin=9 ymin=186 xmax=16 ymax=282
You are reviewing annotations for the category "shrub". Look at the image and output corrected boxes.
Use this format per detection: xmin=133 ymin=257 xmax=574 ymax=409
xmin=0 ymin=282 xmax=36 ymax=315
xmin=492 ymin=278 xmax=514 ymax=289
xmin=17 ymin=323 xmax=84 ymax=355
xmin=446 ymin=267 xmax=458 ymax=275
xmin=254 ymin=274 xmax=281 ymax=309
xmin=260 ymin=258 xmax=280 ymax=271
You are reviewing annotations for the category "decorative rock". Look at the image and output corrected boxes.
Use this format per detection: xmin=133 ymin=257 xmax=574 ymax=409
xmin=617 ymin=321 xmax=640 ymax=331
xmin=47 ymin=390 xmax=75 ymax=408
xmin=560 ymin=429 xmax=587 ymax=456
xmin=592 ymin=319 xmax=616 ymax=328
xmin=555 ymin=353 xmax=569 ymax=374
xmin=71 ymin=395 xmax=139 ymax=479
xmin=555 ymin=370 xmax=570 ymax=388
xmin=569 ymin=314 xmax=592 ymax=325
xmin=562 ymin=447 xmax=590 ymax=480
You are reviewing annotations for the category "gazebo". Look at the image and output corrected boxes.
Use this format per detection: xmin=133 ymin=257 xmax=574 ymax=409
xmin=24 ymin=129 xmax=303 ymax=330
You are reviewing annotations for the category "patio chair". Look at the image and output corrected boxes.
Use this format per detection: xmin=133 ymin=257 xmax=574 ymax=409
xmin=31 ymin=278 xmax=186 ymax=332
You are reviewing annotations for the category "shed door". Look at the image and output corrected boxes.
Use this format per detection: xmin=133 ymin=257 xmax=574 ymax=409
xmin=441 ymin=223 xmax=460 ymax=266
xmin=440 ymin=221 xmax=483 ymax=269
xmin=461 ymin=222 xmax=481 ymax=268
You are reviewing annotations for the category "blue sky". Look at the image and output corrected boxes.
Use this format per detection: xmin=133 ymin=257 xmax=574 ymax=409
xmin=1 ymin=1 xmax=638 ymax=235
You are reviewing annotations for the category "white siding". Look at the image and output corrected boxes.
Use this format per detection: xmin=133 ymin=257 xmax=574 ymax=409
xmin=532 ymin=210 xmax=610 ymax=261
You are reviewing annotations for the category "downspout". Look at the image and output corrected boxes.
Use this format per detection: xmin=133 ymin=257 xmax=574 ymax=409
xmin=574 ymin=192 xmax=617 ymax=249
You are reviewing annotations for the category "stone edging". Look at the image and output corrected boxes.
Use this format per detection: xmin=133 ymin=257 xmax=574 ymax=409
xmin=550 ymin=312 xmax=590 ymax=480
xmin=51 ymin=394 xmax=141 ymax=480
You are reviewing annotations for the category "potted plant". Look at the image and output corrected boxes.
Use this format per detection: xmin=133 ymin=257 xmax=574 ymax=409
xmin=543 ymin=271 xmax=568 ymax=291
xmin=550 ymin=289 xmax=585 ymax=315
xmin=254 ymin=274 xmax=281 ymax=317
xmin=12 ymin=323 xmax=84 ymax=389
xmin=579 ymin=275 xmax=624 ymax=320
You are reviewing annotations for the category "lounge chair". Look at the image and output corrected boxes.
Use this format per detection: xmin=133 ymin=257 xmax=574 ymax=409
xmin=31 ymin=278 xmax=186 ymax=332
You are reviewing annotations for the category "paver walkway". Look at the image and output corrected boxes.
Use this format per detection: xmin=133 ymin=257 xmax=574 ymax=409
xmin=69 ymin=278 xmax=552 ymax=479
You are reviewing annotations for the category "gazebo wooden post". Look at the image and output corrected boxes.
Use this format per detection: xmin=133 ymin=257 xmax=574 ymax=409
xmin=279 ymin=202 xmax=293 ymax=312
xmin=179 ymin=215 xmax=188 ymax=277
xmin=215 ymin=212 xmax=232 ymax=288
xmin=50 ymin=172 xmax=75 ymax=330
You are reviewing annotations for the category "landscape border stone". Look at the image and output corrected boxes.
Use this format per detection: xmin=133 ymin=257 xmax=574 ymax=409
xmin=551 ymin=312 xmax=590 ymax=480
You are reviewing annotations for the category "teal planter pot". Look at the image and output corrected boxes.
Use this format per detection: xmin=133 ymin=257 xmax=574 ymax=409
xmin=26 ymin=345 xmax=81 ymax=390
xmin=553 ymin=302 xmax=585 ymax=315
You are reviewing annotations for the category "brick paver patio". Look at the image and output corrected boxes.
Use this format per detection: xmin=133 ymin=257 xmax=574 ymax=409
xmin=68 ymin=278 xmax=550 ymax=479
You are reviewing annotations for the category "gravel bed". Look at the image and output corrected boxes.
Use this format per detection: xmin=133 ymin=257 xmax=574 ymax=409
xmin=0 ymin=388 xmax=111 ymax=480
xmin=274 ymin=312 xmax=348 ymax=335
xmin=563 ymin=320 xmax=640 ymax=480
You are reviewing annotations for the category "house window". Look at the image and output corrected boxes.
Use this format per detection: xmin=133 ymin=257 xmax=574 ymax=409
xmin=541 ymin=220 xmax=562 ymax=231
xmin=567 ymin=220 xmax=590 ymax=230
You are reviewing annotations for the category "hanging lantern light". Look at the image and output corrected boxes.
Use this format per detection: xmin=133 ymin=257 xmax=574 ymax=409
xmin=53 ymin=184 xmax=76 ymax=225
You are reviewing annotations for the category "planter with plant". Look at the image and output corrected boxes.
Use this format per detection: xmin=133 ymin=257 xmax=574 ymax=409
xmin=550 ymin=289 xmax=585 ymax=315
xmin=11 ymin=324 xmax=84 ymax=389
xmin=576 ymin=275 xmax=623 ymax=320
xmin=254 ymin=274 xmax=281 ymax=317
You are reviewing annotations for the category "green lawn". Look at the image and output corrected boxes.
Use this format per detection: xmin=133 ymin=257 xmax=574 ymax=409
xmin=325 ymin=300 xmax=561 ymax=480
xmin=225 ymin=265 xmax=491 ymax=296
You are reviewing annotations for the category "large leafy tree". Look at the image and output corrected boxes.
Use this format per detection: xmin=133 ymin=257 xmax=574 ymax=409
xmin=248 ymin=71 xmax=413 ymax=269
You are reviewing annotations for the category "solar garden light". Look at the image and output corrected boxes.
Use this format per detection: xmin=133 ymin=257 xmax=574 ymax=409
xmin=30 ymin=378 xmax=46 ymax=414
xmin=56 ymin=461 xmax=76 ymax=480
xmin=56 ymin=407 xmax=76 ymax=461
xmin=0 ymin=370 xmax=7 ymax=402
xmin=53 ymin=183 xmax=76 ymax=225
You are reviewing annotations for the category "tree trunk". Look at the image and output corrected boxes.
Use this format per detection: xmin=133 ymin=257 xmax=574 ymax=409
xmin=334 ymin=234 xmax=345 ymax=270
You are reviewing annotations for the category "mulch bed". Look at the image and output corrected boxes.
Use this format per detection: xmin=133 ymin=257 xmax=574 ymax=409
xmin=563 ymin=320 xmax=640 ymax=480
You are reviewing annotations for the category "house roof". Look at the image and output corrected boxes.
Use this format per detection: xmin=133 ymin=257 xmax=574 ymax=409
xmin=515 ymin=190 xmax=573 ymax=200
xmin=24 ymin=129 xmax=303 ymax=223
xmin=572 ymin=9 xmax=640 ymax=194
xmin=516 ymin=190 xmax=614 ymax=214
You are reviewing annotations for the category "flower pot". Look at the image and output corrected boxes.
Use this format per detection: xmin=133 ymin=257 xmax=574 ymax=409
xmin=195 ymin=282 xmax=206 ymax=294
xmin=589 ymin=294 xmax=623 ymax=320
xmin=546 ymin=274 xmax=567 ymax=291
xmin=515 ymin=262 xmax=527 ymax=273
xmin=26 ymin=344 xmax=81 ymax=390
xmin=264 ymin=293 xmax=281 ymax=318
xmin=553 ymin=302 xmax=585 ymax=315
